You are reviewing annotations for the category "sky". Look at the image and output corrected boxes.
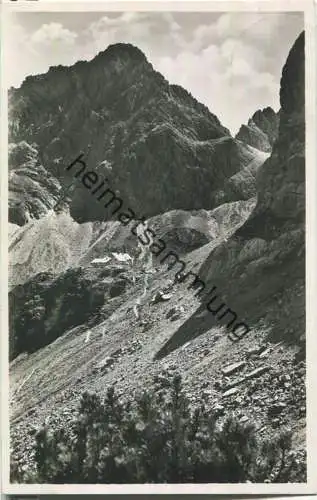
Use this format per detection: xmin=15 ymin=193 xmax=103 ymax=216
xmin=6 ymin=11 xmax=303 ymax=134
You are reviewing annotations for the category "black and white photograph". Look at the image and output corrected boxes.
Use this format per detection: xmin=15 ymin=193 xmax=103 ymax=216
xmin=2 ymin=0 xmax=316 ymax=493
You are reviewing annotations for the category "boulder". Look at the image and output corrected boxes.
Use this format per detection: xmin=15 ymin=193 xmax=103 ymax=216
xmin=222 ymin=361 xmax=246 ymax=376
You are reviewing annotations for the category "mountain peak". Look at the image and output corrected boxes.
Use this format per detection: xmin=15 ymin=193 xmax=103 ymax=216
xmin=236 ymin=107 xmax=279 ymax=153
xmin=9 ymin=39 xmax=260 ymax=226
xmin=251 ymin=106 xmax=277 ymax=125
xmin=94 ymin=42 xmax=148 ymax=64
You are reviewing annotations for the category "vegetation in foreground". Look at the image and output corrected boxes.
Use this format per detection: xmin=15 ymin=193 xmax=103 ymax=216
xmin=11 ymin=374 xmax=305 ymax=483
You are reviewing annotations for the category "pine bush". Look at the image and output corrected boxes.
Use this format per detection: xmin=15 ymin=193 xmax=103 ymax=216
xmin=11 ymin=374 xmax=304 ymax=483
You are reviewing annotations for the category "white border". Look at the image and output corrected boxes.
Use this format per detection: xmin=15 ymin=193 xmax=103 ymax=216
xmin=1 ymin=0 xmax=316 ymax=495
xmin=0 ymin=0 xmax=314 ymax=11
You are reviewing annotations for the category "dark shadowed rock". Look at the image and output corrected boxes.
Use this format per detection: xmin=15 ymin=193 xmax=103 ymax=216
xmin=9 ymin=262 xmax=134 ymax=360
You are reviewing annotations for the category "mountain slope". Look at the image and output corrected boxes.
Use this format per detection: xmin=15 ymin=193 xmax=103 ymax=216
xmin=9 ymin=198 xmax=256 ymax=360
xmin=10 ymin=196 xmax=305 ymax=476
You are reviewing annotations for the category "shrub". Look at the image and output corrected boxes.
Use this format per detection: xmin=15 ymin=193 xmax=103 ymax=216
xmin=11 ymin=374 xmax=304 ymax=483
xmin=9 ymin=268 xmax=105 ymax=360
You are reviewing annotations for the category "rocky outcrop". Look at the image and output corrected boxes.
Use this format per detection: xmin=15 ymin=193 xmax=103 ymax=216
xmin=254 ymin=42 xmax=305 ymax=221
xmin=156 ymin=32 xmax=305 ymax=359
xmin=9 ymin=211 xmax=94 ymax=287
xmin=9 ymin=44 xmax=265 ymax=225
xmin=252 ymin=107 xmax=280 ymax=145
xmin=9 ymin=35 xmax=307 ymax=481
xmin=9 ymin=142 xmax=61 ymax=225
xmin=9 ymin=263 xmax=134 ymax=360
xmin=214 ymin=146 xmax=269 ymax=205
xmin=236 ymin=107 xmax=279 ymax=153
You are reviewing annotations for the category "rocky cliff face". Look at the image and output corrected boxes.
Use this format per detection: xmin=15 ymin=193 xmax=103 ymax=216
xmin=157 ymin=31 xmax=305 ymax=359
xmin=9 ymin=43 xmax=264 ymax=225
xmin=9 ymin=263 xmax=136 ymax=360
xmin=236 ymin=107 xmax=279 ymax=153
xmin=9 ymin=142 xmax=61 ymax=225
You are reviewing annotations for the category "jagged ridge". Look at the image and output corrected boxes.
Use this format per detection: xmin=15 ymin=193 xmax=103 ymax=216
xmin=9 ymin=43 xmax=265 ymax=225
xmin=235 ymin=107 xmax=279 ymax=153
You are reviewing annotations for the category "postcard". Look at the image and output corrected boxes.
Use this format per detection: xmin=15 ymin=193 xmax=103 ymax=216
xmin=1 ymin=0 xmax=316 ymax=494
